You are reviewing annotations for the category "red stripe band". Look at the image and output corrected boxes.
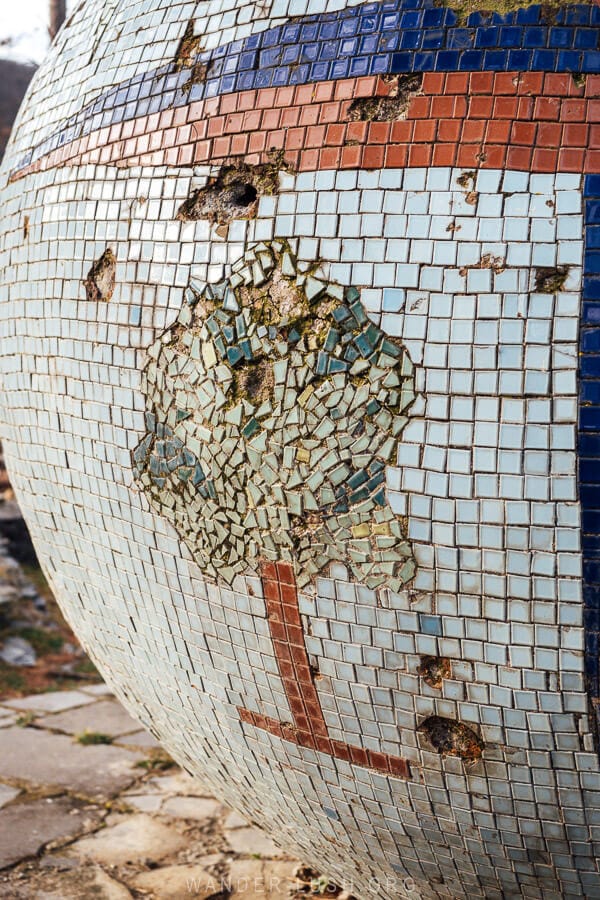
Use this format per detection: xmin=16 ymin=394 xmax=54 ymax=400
xmin=10 ymin=70 xmax=600 ymax=181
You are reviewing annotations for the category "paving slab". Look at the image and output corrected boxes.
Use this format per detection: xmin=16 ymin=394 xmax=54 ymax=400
xmin=81 ymin=683 xmax=115 ymax=696
xmin=118 ymin=728 xmax=161 ymax=749
xmin=161 ymin=796 xmax=222 ymax=821
xmin=224 ymin=808 xmax=249 ymax=829
xmin=37 ymin=700 xmax=140 ymax=737
xmin=0 ymin=785 xmax=19 ymax=809
xmin=2 ymin=691 xmax=95 ymax=714
xmin=125 ymin=793 xmax=164 ymax=813
xmin=69 ymin=813 xmax=187 ymax=866
xmin=32 ymin=866 xmax=133 ymax=899
xmin=130 ymin=864 xmax=218 ymax=899
xmin=0 ymin=727 xmax=144 ymax=799
xmin=0 ymin=797 xmax=103 ymax=869
xmin=228 ymin=859 xmax=299 ymax=899
xmin=149 ymin=771 xmax=210 ymax=796
xmin=225 ymin=826 xmax=283 ymax=858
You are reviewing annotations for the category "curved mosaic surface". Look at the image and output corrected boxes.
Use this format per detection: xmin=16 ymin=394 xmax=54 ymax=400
xmin=0 ymin=0 xmax=599 ymax=897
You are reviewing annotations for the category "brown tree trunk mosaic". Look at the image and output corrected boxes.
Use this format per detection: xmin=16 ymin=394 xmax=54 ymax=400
xmin=238 ymin=561 xmax=410 ymax=780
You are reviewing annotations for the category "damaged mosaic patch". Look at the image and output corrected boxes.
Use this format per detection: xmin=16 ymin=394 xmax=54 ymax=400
xmin=133 ymin=241 xmax=417 ymax=590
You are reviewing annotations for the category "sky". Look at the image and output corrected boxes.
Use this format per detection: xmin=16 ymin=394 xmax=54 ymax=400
xmin=0 ymin=1 xmax=75 ymax=65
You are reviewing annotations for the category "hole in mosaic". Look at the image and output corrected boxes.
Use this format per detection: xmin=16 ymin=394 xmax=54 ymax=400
xmin=133 ymin=240 xmax=417 ymax=591
xmin=177 ymin=157 xmax=289 ymax=226
xmin=535 ymin=266 xmax=570 ymax=294
xmin=417 ymin=656 xmax=452 ymax=690
xmin=83 ymin=248 xmax=116 ymax=303
xmin=174 ymin=19 xmax=203 ymax=71
xmin=347 ymin=73 xmax=423 ymax=122
xmin=418 ymin=716 xmax=484 ymax=762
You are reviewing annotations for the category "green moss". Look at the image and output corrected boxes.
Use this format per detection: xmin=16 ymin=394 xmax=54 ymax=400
xmin=135 ymin=749 xmax=175 ymax=772
xmin=16 ymin=711 xmax=36 ymax=727
xmin=15 ymin=627 xmax=63 ymax=656
xmin=0 ymin=661 xmax=25 ymax=694
xmin=73 ymin=658 xmax=102 ymax=679
xmin=535 ymin=266 xmax=569 ymax=293
xmin=76 ymin=730 xmax=114 ymax=746
xmin=436 ymin=0 xmax=589 ymax=23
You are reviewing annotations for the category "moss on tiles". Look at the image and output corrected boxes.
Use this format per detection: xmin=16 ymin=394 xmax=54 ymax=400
xmin=436 ymin=0 xmax=588 ymax=23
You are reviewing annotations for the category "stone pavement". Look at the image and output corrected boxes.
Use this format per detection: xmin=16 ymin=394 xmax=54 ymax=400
xmin=0 ymin=684 xmax=341 ymax=900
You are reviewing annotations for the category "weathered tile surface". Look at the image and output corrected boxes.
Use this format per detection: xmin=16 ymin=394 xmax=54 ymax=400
xmin=0 ymin=0 xmax=598 ymax=897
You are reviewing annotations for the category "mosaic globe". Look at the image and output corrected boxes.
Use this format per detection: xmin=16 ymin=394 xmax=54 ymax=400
xmin=1 ymin=0 xmax=599 ymax=896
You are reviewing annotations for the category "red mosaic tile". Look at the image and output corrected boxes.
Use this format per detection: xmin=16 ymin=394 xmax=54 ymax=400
xmin=456 ymin=144 xmax=482 ymax=168
xmin=275 ymin=86 xmax=295 ymax=108
xmin=511 ymin=121 xmax=536 ymax=145
xmin=281 ymin=107 xmax=301 ymax=128
xmin=408 ymin=95 xmax=431 ymax=118
xmin=238 ymin=90 xmax=257 ymax=111
xmin=299 ymin=149 xmax=320 ymax=171
xmin=432 ymin=143 xmax=457 ymax=166
xmin=462 ymin=120 xmax=486 ymax=143
xmin=469 ymin=96 xmax=494 ymax=118
xmin=430 ymin=95 xmax=455 ymax=118
xmin=506 ymin=145 xmax=533 ymax=169
xmin=306 ymin=81 xmax=329 ymax=103
xmin=564 ymin=123 xmax=589 ymax=146
xmin=294 ymin=84 xmax=314 ymax=105
xmin=299 ymin=105 xmax=321 ymax=126
xmin=255 ymin=88 xmax=277 ymax=109
xmin=333 ymin=78 xmax=356 ymax=100
xmin=445 ymin=73 xmax=469 ymax=94
xmin=437 ymin=119 xmax=461 ymax=142
xmin=326 ymin=123 xmax=348 ymax=145
xmin=390 ymin=120 xmax=413 ymax=142
xmin=494 ymin=73 xmax=519 ymax=95
xmin=486 ymin=121 xmax=511 ymax=143
xmin=340 ymin=145 xmax=362 ymax=169
xmin=413 ymin=120 xmax=436 ymax=143
xmin=516 ymin=96 xmax=535 ymax=119
xmin=285 ymin=128 xmax=307 ymax=151
xmin=537 ymin=122 xmax=563 ymax=147
xmin=362 ymin=146 xmax=385 ymax=169
xmin=585 ymin=149 xmax=600 ymax=171
xmin=534 ymin=96 xmax=561 ymax=120
xmin=385 ymin=145 xmax=409 ymax=167
xmin=482 ymin=144 xmax=507 ymax=169
xmin=247 ymin=131 xmax=267 ymax=154
xmin=559 ymin=147 xmax=586 ymax=172
xmin=518 ymin=72 xmax=544 ymax=94
xmin=321 ymin=102 xmax=342 ymax=123
xmin=470 ymin=72 xmax=494 ymax=93
xmin=422 ymin=72 xmax=445 ymax=94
